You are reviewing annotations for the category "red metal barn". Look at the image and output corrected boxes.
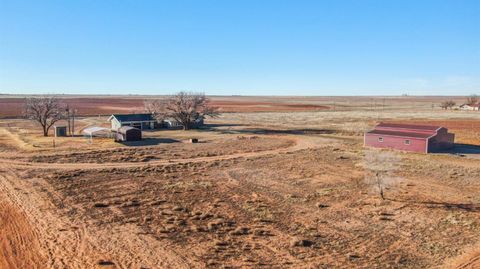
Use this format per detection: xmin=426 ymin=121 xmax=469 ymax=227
xmin=364 ymin=123 xmax=455 ymax=153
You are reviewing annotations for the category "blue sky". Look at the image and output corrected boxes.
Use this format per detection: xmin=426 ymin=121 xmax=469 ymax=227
xmin=0 ymin=0 xmax=479 ymax=95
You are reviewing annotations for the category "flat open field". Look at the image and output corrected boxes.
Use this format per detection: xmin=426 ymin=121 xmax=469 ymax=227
xmin=0 ymin=95 xmax=331 ymax=117
xmin=0 ymin=95 xmax=474 ymax=118
xmin=0 ymin=96 xmax=479 ymax=268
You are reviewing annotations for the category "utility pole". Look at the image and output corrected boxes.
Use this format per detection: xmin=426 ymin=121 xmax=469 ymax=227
xmin=72 ymin=109 xmax=76 ymax=136
xmin=66 ymin=106 xmax=71 ymax=136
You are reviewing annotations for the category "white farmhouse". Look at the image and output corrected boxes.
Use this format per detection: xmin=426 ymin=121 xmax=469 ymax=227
xmin=459 ymin=104 xmax=480 ymax=111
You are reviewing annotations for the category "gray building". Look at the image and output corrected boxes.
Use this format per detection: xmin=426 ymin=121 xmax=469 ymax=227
xmin=108 ymin=113 xmax=205 ymax=130
xmin=108 ymin=114 xmax=159 ymax=130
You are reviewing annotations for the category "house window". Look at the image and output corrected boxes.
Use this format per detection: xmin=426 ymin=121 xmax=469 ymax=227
xmin=378 ymin=137 xmax=384 ymax=142
xmin=404 ymin=139 xmax=411 ymax=145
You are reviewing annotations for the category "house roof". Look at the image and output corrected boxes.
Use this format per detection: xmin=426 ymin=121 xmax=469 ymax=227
xmin=367 ymin=129 xmax=433 ymax=139
xmin=110 ymin=113 xmax=154 ymax=122
xmin=460 ymin=103 xmax=480 ymax=107
xmin=376 ymin=122 xmax=441 ymax=131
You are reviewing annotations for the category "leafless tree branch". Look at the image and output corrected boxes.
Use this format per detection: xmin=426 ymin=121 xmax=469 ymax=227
xmin=363 ymin=150 xmax=402 ymax=200
xmin=144 ymin=92 xmax=219 ymax=130
xmin=24 ymin=96 xmax=66 ymax=136
xmin=466 ymin=94 xmax=478 ymax=106
xmin=440 ymin=100 xmax=456 ymax=110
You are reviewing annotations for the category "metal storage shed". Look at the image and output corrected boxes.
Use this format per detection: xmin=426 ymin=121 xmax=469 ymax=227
xmin=115 ymin=126 xmax=142 ymax=142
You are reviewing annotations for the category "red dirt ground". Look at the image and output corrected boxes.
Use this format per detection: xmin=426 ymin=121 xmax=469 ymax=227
xmin=0 ymin=197 xmax=46 ymax=268
xmin=0 ymin=115 xmax=479 ymax=268
xmin=0 ymin=97 xmax=328 ymax=118
xmin=2 ymin=95 xmax=472 ymax=118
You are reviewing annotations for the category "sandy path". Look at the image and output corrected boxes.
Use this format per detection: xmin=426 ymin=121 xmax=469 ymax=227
xmin=2 ymin=135 xmax=336 ymax=171
xmin=0 ymin=194 xmax=45 ymax=269
xmin=0 ymin=168 xmax=99 ymax=268
xmin=0 ymin=134 xmax=335 ymax=268
xmin=455 ymin=253 xmax=480 ymax=269
xmin=0 ymin=166 xmax=202 ymax=268
xmin=445 ymin=242 xmax=480 ymax=269
xmin=3 ymin=132 xmax=476 ymax=268
xmin=0 ymin=134 xmax=336 ymax=268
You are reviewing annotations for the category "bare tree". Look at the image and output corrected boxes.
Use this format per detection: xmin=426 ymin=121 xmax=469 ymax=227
xmin=440 ymin=101 xmax=446 ymax=110
xmin=363 ymin=150 xmax=402 ymax=200
xmin=466 ymin=94 xmax=479 ymax=105
xmin=448 ymin=100 xmax=456 ymax=109
xmin=440 ymin=100 xmax=456 ymax=110
xmin=145 ymin=92 xmax=219 ymax=130
xmin=144 ymin=99 xmax=166 ymax=121
xmin=24 ymin=96 xmax=66 ymax=136
xmin=440 ymin=101 xmax=449 ymax=110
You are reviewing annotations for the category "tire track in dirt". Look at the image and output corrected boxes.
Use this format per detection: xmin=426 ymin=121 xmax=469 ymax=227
xmin=0 ymin=168 xmax=94 ymax=268
xmin=0 ymin=135 xmax=338 ymax=268
xmin=2 ymin=135 xmax=338 ymax=171
xmin=0 ymin=194 xmax=46 ymax=269
xmin=456 ymin=254 xmax=480 ymax=269
xmin=446 ymin=242 xmax=480 ymax=269
xmin=0 ymin=167 xmax=200 ymax=268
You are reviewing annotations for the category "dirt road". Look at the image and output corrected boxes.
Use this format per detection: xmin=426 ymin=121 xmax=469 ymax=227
xmin=1 ymin=135 xmax=331 ymax=171
xmin=0 ymin=134 xmax=331 ymax=268
xmin=1 ymin=132 xmax=478 ymax=268
xmin=1 ymin=166 xmax=200 ymax=269
xmin=0 ymin=193 xmax=45 ymax=269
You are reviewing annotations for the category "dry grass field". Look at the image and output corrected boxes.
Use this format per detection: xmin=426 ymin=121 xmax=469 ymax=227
xmin=0 ymin=95 xmax=473 ymax=118
xmin=0 ymin=96 xmax=479 ymax=268
xmin=0 ymin=95 xmax=331 ymax=117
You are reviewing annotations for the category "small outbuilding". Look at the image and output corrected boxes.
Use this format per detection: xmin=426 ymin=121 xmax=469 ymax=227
xmin=115 ymin=126 xmax=142 ymax=142
xmin=54 ymin=125 xmax=67 ymax=137
xmin=364 ymin=122 xmax=455 ymax=153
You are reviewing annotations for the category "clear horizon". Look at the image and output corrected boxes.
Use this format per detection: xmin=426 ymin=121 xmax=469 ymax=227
xmin=0 ymin=93 xmax=476 ymax=98
xmin=1 ymin=0 xmax=479 ymax=96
